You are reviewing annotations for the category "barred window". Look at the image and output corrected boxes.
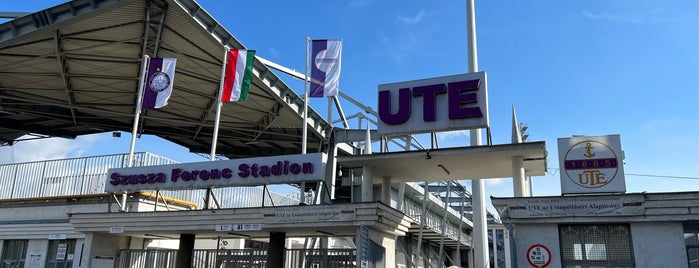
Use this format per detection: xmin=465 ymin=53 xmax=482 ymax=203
xmin=559 ymin=224 xmax=635 ymax=268
xmin=1 ymin=240 xmax=28 ymax=268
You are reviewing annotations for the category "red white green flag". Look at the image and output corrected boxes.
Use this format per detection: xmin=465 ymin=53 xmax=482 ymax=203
xmin=221 ymin=49 xmax=255 ymax=102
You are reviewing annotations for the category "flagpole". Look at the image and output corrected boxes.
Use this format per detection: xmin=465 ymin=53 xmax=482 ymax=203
xmin=302 ymin=37 xmax=310 ymax=155
xmin=128 ymin=54 xmax=150 ymax=167
xmin=123 ymin=54 xmax=150 ymax=211
xmin=202 ymin=48 xmax=230 ymax=210
xmin=211 ymin=47 xmax=230 ymax=161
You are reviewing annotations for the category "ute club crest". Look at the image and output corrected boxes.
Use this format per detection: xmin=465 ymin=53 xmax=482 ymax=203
xmin=558 ymin=134 xmax=626 ymax=194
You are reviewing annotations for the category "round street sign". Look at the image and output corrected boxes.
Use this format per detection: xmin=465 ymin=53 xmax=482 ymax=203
xmin=526 ymin=243 xmax=551 ymax=268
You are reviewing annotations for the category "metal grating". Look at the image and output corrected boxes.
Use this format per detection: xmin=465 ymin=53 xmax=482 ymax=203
xmin=559 ymin=224 xmax=635 ymax=268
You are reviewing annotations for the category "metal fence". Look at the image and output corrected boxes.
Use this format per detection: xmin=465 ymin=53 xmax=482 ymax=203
xmin=115 ymin=249 xmax=357 ymax=268
xmin=116 ymin=249 xmax=178 ymax=268
xmin=0 ymin=152 xmax=177 ymax=199
xmin=0 ymin=152 xmax=300 ymax=208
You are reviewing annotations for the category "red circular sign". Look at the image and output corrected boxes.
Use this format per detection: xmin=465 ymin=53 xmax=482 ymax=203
xmin=526 ymin=244 xmax=551 ymax=268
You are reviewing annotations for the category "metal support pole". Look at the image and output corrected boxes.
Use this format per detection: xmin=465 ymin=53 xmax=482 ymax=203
xmin=467 ymin=0 xmax=489 ymax=266
xmin=414 ymin=181 xmax=429 ymax=266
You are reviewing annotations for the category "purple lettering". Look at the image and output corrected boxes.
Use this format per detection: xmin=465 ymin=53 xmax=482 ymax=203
xmin=108 ymin=172 xmax=167 ymax=187
xmin=448 ymin=79 xmax=482 ymax=119
xmin=260 ymin=165 xmax=270 ymax=177
xmin=238 ymin=164 xmax=250 ymax=178
xmin=412 ymin=84 xmax=446 ymax=121
xmin=251 ymin=164 xmax=259 ymax=177
xmin=199 ymin=170 xmax=210 ymax=180
xmin=222 ymin=168 xmax=232 ymax=178
xmin=378 ymin=88 xmax=411 ymax=125
xmin=302 ymin=163 xmax=313 ymax=174
xmin=137 ymin=174 xmax=146 ymax=184
xmin=290 ymin=163 xmax=301 ymax=174
xmin=271 ymin=161 xmax=282 ymax=175
xmin=110 ymin=173 xmax=120 ymax=186
xmin=172 ymin=169 xmax=182 ymax=182
xmin=181 ymin=171 xmax=192 ymax=181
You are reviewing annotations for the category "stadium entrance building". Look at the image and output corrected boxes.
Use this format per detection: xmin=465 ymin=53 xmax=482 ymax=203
xmin=0 ymin=0 xmax=547 ymax=267
xmin=492 ymin=135 xmax=699 ymax=267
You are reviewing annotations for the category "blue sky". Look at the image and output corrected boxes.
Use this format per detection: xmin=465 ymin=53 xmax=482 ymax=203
xmin=2 ymin=1 xmax=698 ymax=210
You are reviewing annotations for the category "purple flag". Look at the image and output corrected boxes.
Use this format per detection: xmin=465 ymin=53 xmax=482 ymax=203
xmin=142 ymin=58 xmax=176 ymax=109
xmin=310 ymin=39 xmax=342 ymax=97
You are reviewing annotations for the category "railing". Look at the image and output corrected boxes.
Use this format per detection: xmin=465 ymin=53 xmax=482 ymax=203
xmin=0 ymin=152 xmax=300 ymax=209
xmin=115 ymin=248 xmax=357 ymax=268
xmin=116 ymin=249 xmax=177 ymax=268
xmin=0 ymin=152 xmax=177 ymax=199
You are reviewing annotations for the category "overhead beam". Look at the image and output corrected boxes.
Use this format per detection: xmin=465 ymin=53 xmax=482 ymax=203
xmin=54 ymin=30 xmax=78 ymax=126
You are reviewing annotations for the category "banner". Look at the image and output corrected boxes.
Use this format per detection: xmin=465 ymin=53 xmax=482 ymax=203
xmin=495 ymin=194 xmax=644 ymax=218
xmin=142 ymin=58 xmax=176 ymax=109
xmin=222 ymin=49 xmax=255 ymax=102
xmin=310 ymin=39 xmax=342 ymax=97
xmin=106 ymin=153 xmax=327 ymax=192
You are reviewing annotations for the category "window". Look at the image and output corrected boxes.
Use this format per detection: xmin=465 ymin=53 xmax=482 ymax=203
xmin=559 ymin=224 xmax=635 ymax=268
xmin=686 ymin=232 xmax=699 ymax=268
xmin=1 ymin=240 xmax=28 ymax=268
xmin=46 ymin=240 xmax=76 ymax=268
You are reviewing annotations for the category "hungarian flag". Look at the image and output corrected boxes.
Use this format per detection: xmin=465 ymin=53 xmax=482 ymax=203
xmin=310 ymin=39 xmax=342 ymax=98
xmin=142 ymin=58 xmax=177 ymax=109
xmin=221 ymin=49 xmax=255 ymax=102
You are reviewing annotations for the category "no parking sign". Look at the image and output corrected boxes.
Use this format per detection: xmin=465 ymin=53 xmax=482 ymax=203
xmin=526 ymin=244 xmax=551 ymax=268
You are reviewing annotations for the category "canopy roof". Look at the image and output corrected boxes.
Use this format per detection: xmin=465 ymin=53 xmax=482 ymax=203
xmin=0 ymin=0 xmax=331 ymax=157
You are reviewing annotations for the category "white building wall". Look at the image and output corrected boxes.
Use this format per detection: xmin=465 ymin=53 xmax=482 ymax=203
xmin=25 ymin=240 xmax=49 ymax=268
xmin=631 ymin=222 xmax=687 ymax=268
xmin=512 ymin=223 xmax=561 ymax=268
xmin=369 ymin=228 xmax=396 ymax=267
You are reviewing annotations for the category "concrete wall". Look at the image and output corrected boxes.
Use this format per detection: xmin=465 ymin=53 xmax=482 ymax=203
xmin=631 ymin=222 xmax=687 ymax=268
xmin=512 ymin=222 xmax=690 ymax=267
xmin=80 ymin=233 xmax=129 ymax=268
xmin=368 ymin=228 xmax=395 ymax=267
xmin=512 ymin=223 xmax=560 ymax=268
xmin=26 ymin=240 xmax=49 ymax=268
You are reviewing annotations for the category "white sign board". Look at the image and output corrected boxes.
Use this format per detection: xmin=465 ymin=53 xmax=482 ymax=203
xmin=264 ymin=206 xmax=355 ymax=223
xmin=558 ymin=134 xmax=625 ymax=194
xmin=377 ymin=72 xmax=489 ymax=136
xmin=106 ymin=153 xmax=327 ymax=192
xmin=504 ymin=194 xmax=644 ymax=218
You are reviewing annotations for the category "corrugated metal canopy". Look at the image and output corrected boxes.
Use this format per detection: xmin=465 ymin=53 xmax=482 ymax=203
xmin=0 ymin=0 xmax=331 ymax=158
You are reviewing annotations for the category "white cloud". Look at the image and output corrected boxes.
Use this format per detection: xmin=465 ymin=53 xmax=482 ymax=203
xmin=485 ymin=178 xmax=507 ymax=187
xmin=7 ymin=134 xmax=101 ymax=163
xmin=582 ymin=7 xmax=662 ymax=24
xmin=398 ymin=10 xmax=426 ymax=25
xmin=436 ymin=130 xmax=469 ymax=143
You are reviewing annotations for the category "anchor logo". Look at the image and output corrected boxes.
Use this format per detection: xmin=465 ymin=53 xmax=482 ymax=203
xmin=584 ymin=143 xmax=595 ymax=158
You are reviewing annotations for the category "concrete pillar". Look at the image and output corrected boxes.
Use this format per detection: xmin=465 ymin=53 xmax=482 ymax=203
xmin=361 ymin=166 xmax=373 ymax=202
xmin=512 ymin=156 xmax=526 ymax=197
xmin=268 ymin=232 xmax=286 ymax=268
xmin=324 ymin=142 xmax=338 ymax=204
xmin=175 ymin=234 xmax=195 ymax=268
xmin=451 ymin=249 xmax=461 ymax=267
xmin=381 ymin=177 xmax=391 ymax=205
